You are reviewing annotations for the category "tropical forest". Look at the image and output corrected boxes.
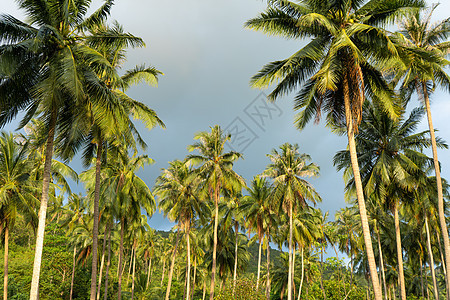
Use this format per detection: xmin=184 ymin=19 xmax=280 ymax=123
xmin=1 ymin=0 xmax=450 ymax=300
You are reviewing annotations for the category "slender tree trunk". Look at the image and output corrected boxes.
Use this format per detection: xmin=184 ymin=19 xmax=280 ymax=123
xmin=146 ymin=257 xmax=152 ymax=290
xmin=4 ymin=225 xmax=9 ymax=300
xmin=104 ymin=220 xmax=112 ymax=300
xmin=343 ymin=76 xmax=381 ymax=300
xmin=186 ymin=223 xmax=191 ymax=300
xmin=320 ymin=242 xmax=326 ymax=300
xmin=97 ymin=222 xmax=108 ymax=300
xmin=233 ymin=221 xmax=239 ymax=292
xmin=425 ymin=215 xmax=439 ymax=300
xmin=292 ymin=244 xmax=296 ymax=300
xmin=131 ymin=246 xmax=136 ymax=300
xmin=297 ymin=246 xmax=304 ymax=300
xmin=165 ymin=228 xmax=181 ymax=300
xmin=70 ymin=246 xmax=77 ymax=300
xmin=350 ymin=252 xmax=354 ymax=287
xmin=90 ymin=138 xmax=103 ymax=300
xmin=419 ymin=256 xmax=424 ymax=299
xmin=394 ymin=204 xmax=406 ymax=300
xmin=30 ymin=108 xmax=57 ymax=300
xmin=127 ymin=248 xmax=133 ymax=285
xmin=376 ymin=223 xmax=388 ymax=300
xmin=419 ymin=82 xmax=450 ymax=297
xmin=266 ymin=229 xmax=271 ymax=300
xmin=436 ymin=232 xmax=448 ymax=296
xmin=118 ymin=216 xmax=125 ymax=300
xmin=202 ymin=282 xmax=206 ymax=300
xmin=257 ymin=235 xmax=263 ymax=290
xmin=191 ymin=258 xmax=197 ymax=300
xmin=161 ymin=258 xmax=166 ymax=286
xmin=288 ymin=203 xmax=293 ymax=300
xmin=209 ymin=185 xmax=220 ymax=300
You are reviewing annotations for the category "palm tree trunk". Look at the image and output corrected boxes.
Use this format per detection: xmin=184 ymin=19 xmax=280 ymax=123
xmin=127 ymin=249 xmax=133 ymax=284
xmin=288 ymin=203 xmax=293 ymax=300
xmin=131 ymin=246 xmax=136 ymax=300
xmin=4 ymin=225 xmax=9 ymax=300
xmin=118 ymin=216 xmax=125 ymax=300
xmin=30 ymin=108 xmax=57 ymax=300
xmin=320 ymin=242 xmax=326 ymax=300
xmin=165 ymin=228 xmax=181 ymax=300
xmin=292 ymin=243 xmax=296 ymax=299
xmin=191 ymin=258 xmax=197 ymax=300
xmin=297 ymin=246 xmax=304 ymax=300
xmin=376 ymin=223 xmax=388 ymax=300
xmin=97 ymin=222 xmax=108 ymax=300
xmin=161 ymin=258 xmax=166 ymax=286
xmin=257 ymin=235 xmax=263 ymax=290
xmin=343 ymin=76 xmax=381 ymax=300
xmin=425 ymin=215 xmax=439 ymax=300
xmin=394 ymin=204 xmax=406 ymax=300
xmin=266 ymin=229 xmax=271 ymax=300
xmin=419 ymin=81 xmax=450 ymax=295
xmin=209 ymin=185 xmax=220 ymax=300
xmin=70 ymin=246 xmax=77 ymax=300
xmin=419 ymin=256 xmax=424 ymax=300
xmin=233 ymin=221 xmax=239 ymax=292
xmin=436 ymin=231 xmax=448 ymax=298
xmin=90 ymin=138 xmax=103 ymax=300
xmin=146 ymin=257 xmax=152 ymax=290
xmin=104 ymin=220 xmax=112 ymax=300
xmin=186 ymin=222 xmax=191 ymax=300
xmin=202 ymin=281 xmax=206 ymax=300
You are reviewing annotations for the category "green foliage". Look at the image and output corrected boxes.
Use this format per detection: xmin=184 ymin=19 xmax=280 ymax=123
xmin=215 ymin=278 xmax=265 ymax=300
xmin=305 ymin=280 xmax=366 ymax=300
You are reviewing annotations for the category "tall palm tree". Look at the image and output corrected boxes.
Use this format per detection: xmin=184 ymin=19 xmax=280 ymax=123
xmin=390 ymin=5 xmax=450 ymax=291
xmin=246 ymin=1 xmax=424 ymax=297
xmin=334 ymin=103 xmax=446 ymax=300
xmin=0 ymin=2 xmax=121 ymax=298
xmin=187 ymin=125 xmax=245 ymax=300
xmin=0 ymin=132 xmax=37 ymax=300
xmin=263 ymin=143 xmax=321 ymax=300
xmin=241 ymin=176 xmax=276 ymax=291
xmin=100 ymin=146 xmax=155 ymax=300
xmin=155 ymin=159 xmax=206 ymax=300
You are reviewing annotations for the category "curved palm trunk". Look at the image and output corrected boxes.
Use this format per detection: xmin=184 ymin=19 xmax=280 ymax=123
xmin=343 ymin=77 xmax=381 ymax=300
xmin=165 ymin=228 xmax=181 ymax=300
xmin=209 ymin=185 xmax=220 ymax=300
xmin=97 ymin=222 xmax=108 ymax=300
xmin=70 ymin=246 xmax=77 ymax=300
xmin=90 ymin=138 xmax=103 ymax=300
xmin=161 ymin=258 xmax=166 ymax=286
xmin=257 ymin=235 xmax=263 ymax=290
xmin=131 ymin=246 xmax=136 ymax=300
xmin=266 ymin=229 xmax=271 ymax=300
xmin=118 ymin=216 xmax=125 ymax=300
xmin=425 ymin=215 xmax=439 ymax=300
xmin=419 ymin=82 xmax=450 ymax=295
xmin=288 ymin=203 xmax=293 ymax=300
xmin=4 ymin=225 xmax=9 ymax=300
xmin=233 ymin=221 xmax=239 ymax=292
xmin=186 ymin=223 xmax=191 ymax=300
xmin=394 ymin=204 xmax=406 ymax=300
xmin=376 ymin=223 xmax=388 ymax=300
xmin=146 ymin=257 xmax=152 ymax=290
xmin=30 ymin=108 xmax=57 ymax=300
xmin=103 ymin=220 xmax=112 ymax=300
xmin=297 ymin=246 xmax=304 ymax=300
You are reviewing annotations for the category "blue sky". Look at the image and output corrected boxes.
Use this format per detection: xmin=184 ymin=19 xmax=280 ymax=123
xmin=2 ymin=0 xmax=450 ymax=234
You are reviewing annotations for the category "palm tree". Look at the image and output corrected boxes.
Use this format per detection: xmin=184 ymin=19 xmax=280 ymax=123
xmin=0 ymin=2 xmax=121 ymax=298
xmin=187 ymin=125 xmax=245 ymax=300
xmin=100 ymin=146 xmax=155 ymax=300
xmin=263 ymin=143 xmax=321 ymax=300
xmin=241 ymin=176 xmax=276 ymax=291
xmin=155 ymin=159 xmax=206 ymax=300
xmin=390 ymin=5 xmax=450 ymax=291
xmin=0 ymin=132 xmax=37 ymax=300
xmin=246 ymin=1 xmax=424 ymax=297
xmin=334 ymin=103 xmax=445 ymax=300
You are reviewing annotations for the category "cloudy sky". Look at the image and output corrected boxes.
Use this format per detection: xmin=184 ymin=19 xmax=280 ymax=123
xmin=2 ymin=0 xmax=450 ymax=232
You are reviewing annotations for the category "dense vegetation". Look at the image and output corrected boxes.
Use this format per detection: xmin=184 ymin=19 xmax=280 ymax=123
xmin=0 ymin=0 xmax=449 ymax=300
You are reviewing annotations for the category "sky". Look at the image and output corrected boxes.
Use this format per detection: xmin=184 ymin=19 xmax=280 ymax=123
xmin=2 ymin=0 xmax=450 ymax=233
